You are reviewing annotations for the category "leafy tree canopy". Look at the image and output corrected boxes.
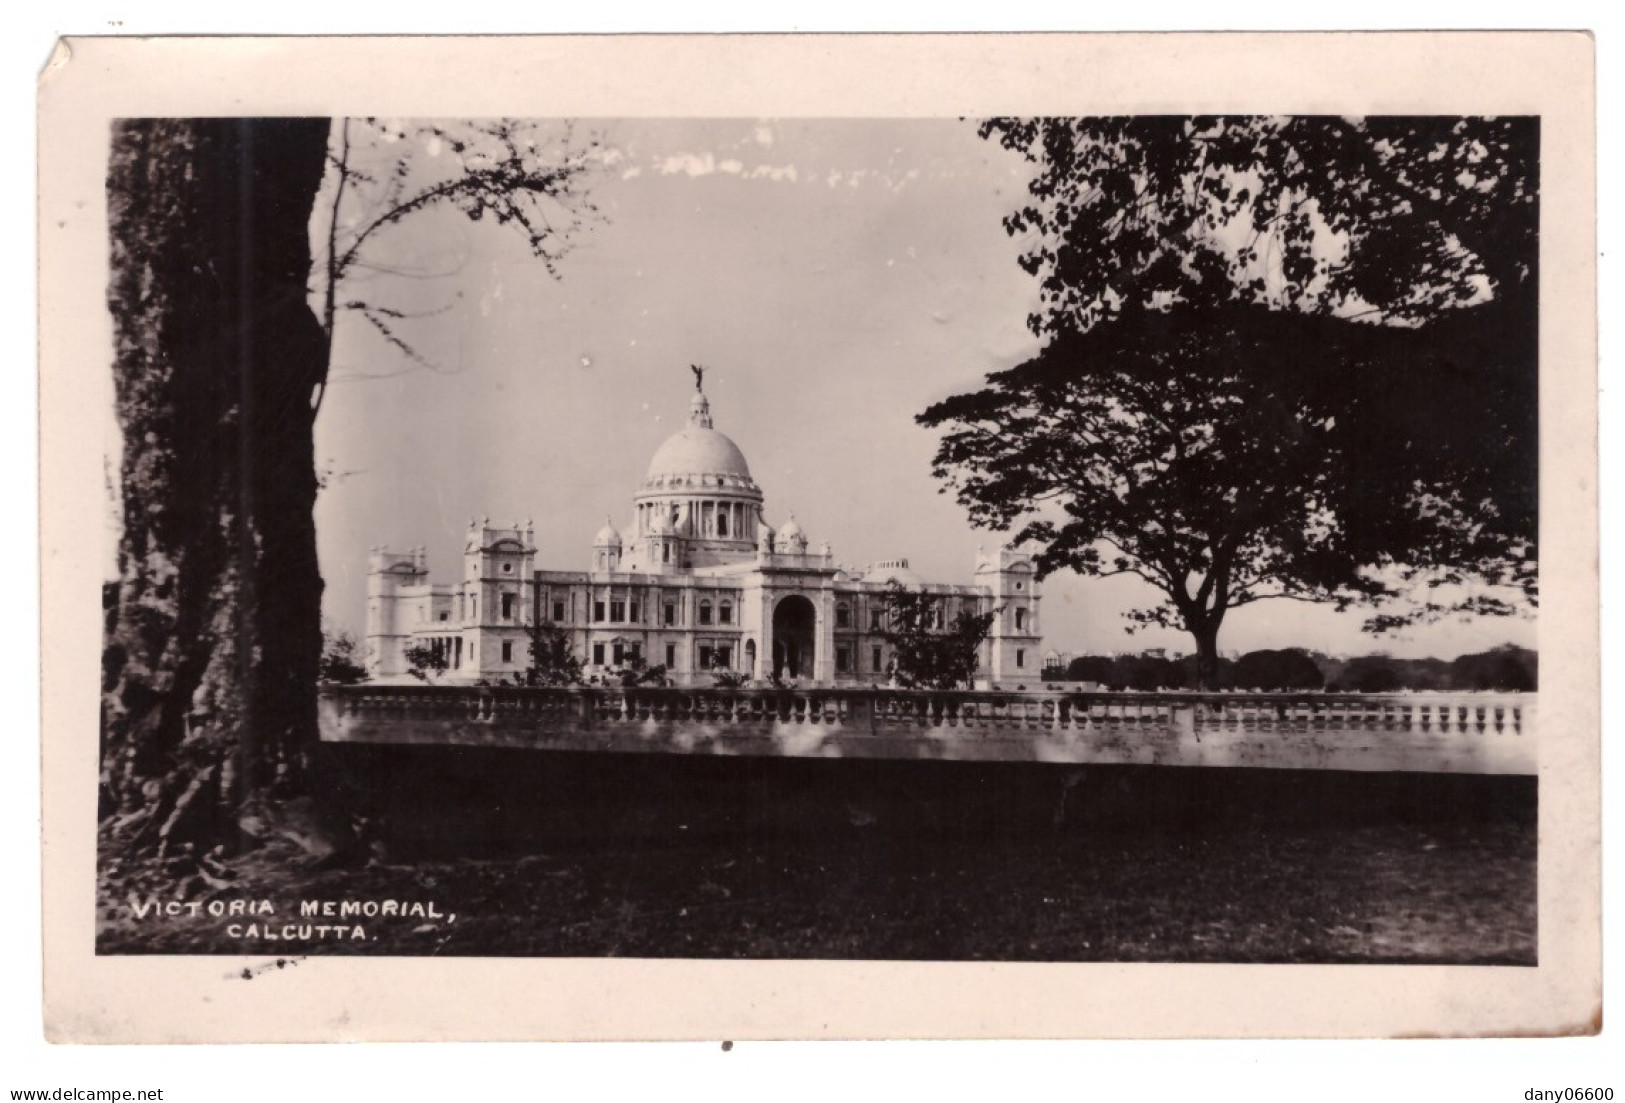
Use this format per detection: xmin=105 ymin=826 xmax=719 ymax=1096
xmin=924 ymin=117 xmax=1538 ymax=684
xmin=980 ymin=115 xmax=1536 ymax=333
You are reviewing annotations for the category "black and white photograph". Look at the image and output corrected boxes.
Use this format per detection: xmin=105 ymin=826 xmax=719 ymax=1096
xmin=38 ymin=33 xmax=1598 ymax=1043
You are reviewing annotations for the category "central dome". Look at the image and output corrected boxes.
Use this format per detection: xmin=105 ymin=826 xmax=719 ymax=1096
xmin=645 ymin=425 xmax=753 ymax=481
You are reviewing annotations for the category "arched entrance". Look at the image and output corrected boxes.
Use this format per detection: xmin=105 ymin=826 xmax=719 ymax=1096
xmin=771 ymin=595 xmax=816 ymax=680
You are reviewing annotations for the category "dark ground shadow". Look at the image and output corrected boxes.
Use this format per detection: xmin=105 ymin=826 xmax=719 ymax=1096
xmin=98 ymin=746 xmax=1536 ymax=963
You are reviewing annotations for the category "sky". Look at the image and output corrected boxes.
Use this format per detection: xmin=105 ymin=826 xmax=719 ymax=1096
xmin=311 ymin=116 xmax=1535 ymax=661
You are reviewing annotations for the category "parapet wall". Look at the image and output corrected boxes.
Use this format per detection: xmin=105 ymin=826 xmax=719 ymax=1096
xmin=318 ymin=686 xmax=1536 ymax=776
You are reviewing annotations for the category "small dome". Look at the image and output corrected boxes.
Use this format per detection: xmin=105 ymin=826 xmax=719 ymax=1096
xmin=593 ymin=518 xmax=622 ymax=547
xmin=777 ymin=515 xmax=805 ymax=540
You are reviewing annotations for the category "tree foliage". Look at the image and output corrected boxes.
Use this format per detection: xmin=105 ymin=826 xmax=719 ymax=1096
xmin=878 ymin=582 xmax=998 ymax=690
xmin=403 ymin=642 xmax=449 ymax=683
xmin=522 ymin=620 xmax=584 ymax=687
xmin=979 ymin=116 xmax=1536 ymax=333
xmin=314 ymin=118 xmax=602 ymax=408
xmin=924 ymin=116 xmax=1538 ymax=685
xmin=1065 ymin=652 xmax=1192 ymax=691
xmin=1448 ymin=645 xmax=1537 ymax=692
xmin=319 ymin=629 xmax=369 ymax=685
xmin=1231 ymin=649 xmax=1325 ymax=691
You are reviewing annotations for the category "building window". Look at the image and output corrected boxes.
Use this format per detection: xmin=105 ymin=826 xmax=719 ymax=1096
xmin=612 ymin=642 xmax=624 ymax=666
xmin=1015 ymin=607 xmax=1026 ymax=630
xmin=470 ymin=596 xmax=477 ymax=620
xmin=593 ymin=600 xmax=605 ymax=623
xmin=439 ymin=611 xmax=449 ymax=622
xmin=836 ymin=646 xmax=851 ymax=673
xmin=501 ymin=641 xmax=513 ymax=663
xmin=592 ymin=643 xmax=605 ymax=666
xmin=717 ymin=510 xmax=728 ymax=537
xmin=553 ymin=600 xmax=566 ymax=622
xmin=501 ymin=593 xmax=515 ymax=620
xmin=665 ymin=643 xmax=676 ymax=668
xmin=872 ymin=645 xmax=882 ymax=672
xmin=698 ymin=644 xmax=713 ymax=670
xmin=870 ymin=608 xmax=883 ymax=631
xmin=699 ymin=600 xmax=713 ymax=626
xmin=836 ymin=603 xmax=850 ymax=629
xmin=502 ymin=563 xmax=513 ymax=574
xmin=719 ymin=601 xmax=732 ymax=625
xmin=714 ymin=645 xmax=732 ymax=669
xmin=1016 ymin=648 xmax=1025 ymax=668
xmin=630 ymin=600 xmax=640 ymax=623
xmin=662 ymin=543 xmax=670 ymax=564
xmin=610 ymin=599 xmax=626 ymax=622
xmin=664 ymin=601 xmax=677 ymax=626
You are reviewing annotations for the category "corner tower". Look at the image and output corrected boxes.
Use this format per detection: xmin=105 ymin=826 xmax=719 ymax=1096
xmin=365 ymin=545 xmax=429 ymax=678
xmin=975 ymin=546 xmax=1043 ymax=685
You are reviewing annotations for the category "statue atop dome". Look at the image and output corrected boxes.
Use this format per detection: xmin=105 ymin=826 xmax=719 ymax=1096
xmin=688 ymin=365 xmax=714 ymax=429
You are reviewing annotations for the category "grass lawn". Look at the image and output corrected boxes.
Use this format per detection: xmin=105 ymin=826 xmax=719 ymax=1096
xmin=99 ymin=814 xmax=1534 ymax=964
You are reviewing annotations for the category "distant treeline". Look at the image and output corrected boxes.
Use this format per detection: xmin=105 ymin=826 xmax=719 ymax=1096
xmin=1044 ymin=645 xmax=1536 ymax=692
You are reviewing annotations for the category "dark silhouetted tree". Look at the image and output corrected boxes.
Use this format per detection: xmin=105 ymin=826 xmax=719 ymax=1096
xmin=101 ymin=117 xmax=598 ymax=862
xmin=1337 ymin=655 xmax=1405 ymax=693
xmin=1451 ymin=645 xmax=1537 ymax=691
xmin=1231 ymin=649 xmax=1325 ymax=691
xmin=924 ymin=117 xmax=1537 ymax=687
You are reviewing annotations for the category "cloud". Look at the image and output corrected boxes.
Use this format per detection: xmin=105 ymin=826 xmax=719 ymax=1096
xmin=657 ymin=150 xmax=799 ymax=182
xmin=659 ymin=152 xmax=718 ymax=177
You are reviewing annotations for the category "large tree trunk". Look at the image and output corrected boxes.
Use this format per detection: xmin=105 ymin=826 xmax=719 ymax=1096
xmin=1188 ymin=620 xmax=1222 ymax=691
xmin=101 ymin=118 xmax=332 ymax=859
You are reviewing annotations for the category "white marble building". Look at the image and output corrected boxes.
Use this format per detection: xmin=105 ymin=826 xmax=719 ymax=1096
xmin=365 ymin=379 xmax=1042 ymax=686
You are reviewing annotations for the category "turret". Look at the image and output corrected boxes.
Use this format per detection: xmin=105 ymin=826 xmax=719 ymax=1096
xmin=775 ymin=514 xmax=808 ymax=553
xmin=592 ymin=517 xmax=623 ymax=572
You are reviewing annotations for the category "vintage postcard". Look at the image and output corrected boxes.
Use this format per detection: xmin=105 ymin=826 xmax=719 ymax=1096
xmin=39 ymin=33 xmax=1597 ymax=1041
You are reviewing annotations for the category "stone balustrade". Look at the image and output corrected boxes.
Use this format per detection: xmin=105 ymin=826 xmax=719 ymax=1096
xmin=318 ymin=685 xmax=1535 ymax=775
